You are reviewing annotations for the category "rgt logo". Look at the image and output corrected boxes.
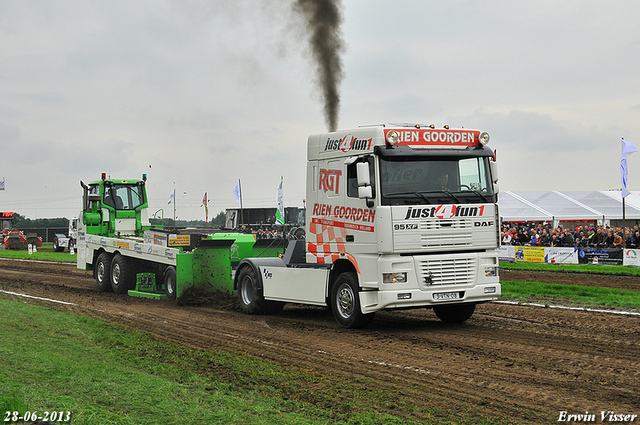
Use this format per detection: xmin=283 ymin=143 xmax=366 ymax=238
xmin=319 ymin=169 xmax=342 ymax=194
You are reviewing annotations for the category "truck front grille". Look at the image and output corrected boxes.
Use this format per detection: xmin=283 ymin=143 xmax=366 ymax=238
xmin=416 ymin=257 xmax=475 ymax=288
xmin=420 ymin=219 xmax=473 ymax=249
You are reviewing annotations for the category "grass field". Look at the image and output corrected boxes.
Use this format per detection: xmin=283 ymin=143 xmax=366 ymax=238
xmin=499 ymin=260 xmax=640 ymax=311
xmin=0 ymin=299 xmax=431 ymax=425
xmin=500 ymin=281 xmax=640 ymax=311
xmin=0 ymin=243 xmax=75 ymax=262
xmin=500 ymin=260 xmax=640 ymax=276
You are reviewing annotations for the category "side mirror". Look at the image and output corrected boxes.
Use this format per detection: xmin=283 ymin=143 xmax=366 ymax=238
xmin=358 ymin=186 xmax=373 ymax=199
xmin=490 ymin=161 xmax=498 ymax=183
xmin=493 ymin=182 xmax=500 ymax=195
xmin=356 ymin=162 xmax=374 ymax=207
xmin=356 ymin=162 xmax=370 ymax=186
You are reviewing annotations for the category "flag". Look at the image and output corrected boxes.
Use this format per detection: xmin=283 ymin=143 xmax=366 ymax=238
xmin=168 ymin=189 xmax=175 ymax=205
xmin=202 ymin=192 xmax=208 ymax=222
xmin=234 ymin=180 xmax=242 ymax=205
xmin=275 ymin=178 xmax=284 ymax=225
xmin=621 ymin=138 xmax=638 ymax=198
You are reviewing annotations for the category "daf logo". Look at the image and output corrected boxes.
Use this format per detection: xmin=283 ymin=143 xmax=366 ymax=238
xmin=474 ymin=221 xmax=494 ymax=227
xmin=424 ymin=272 xmax=435 ymax=286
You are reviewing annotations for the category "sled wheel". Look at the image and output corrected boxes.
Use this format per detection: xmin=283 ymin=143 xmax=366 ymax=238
xmin=164 ymin=266 xmax=177 ymax=300
xmin=110 ymin=253 xmax=136 ymax=294
xmin=95 ymin=252 xmax=113 ymax=292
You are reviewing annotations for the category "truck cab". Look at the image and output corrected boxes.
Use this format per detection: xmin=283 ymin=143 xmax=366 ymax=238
xmin=80 ymin=173 xmax=152 ymax=238
xmin=235 ymin=124 xmax=501 ymax=328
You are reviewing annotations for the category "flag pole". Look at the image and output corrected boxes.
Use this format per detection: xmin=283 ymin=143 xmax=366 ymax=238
xmin=275 ymin=176 xmax=285 ymax=233
xmin=239 ymin=179 xmax=244 ymax=227
xmin=622 ymin=138 xmax=626 ymax=248
xmin=621 ymin=137 xmax=638 ymax=248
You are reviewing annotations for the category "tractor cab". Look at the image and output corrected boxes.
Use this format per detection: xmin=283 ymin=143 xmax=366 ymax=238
xmin=80 ymin=173 xmax=151 ymax=238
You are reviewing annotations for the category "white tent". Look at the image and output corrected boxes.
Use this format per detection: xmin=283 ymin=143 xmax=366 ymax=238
xmin=498 ymin=190 xmax=640 ymax=227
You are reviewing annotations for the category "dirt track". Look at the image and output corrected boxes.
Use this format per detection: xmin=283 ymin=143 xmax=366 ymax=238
xmin=1 ymin=258 xmax=639 ymax=424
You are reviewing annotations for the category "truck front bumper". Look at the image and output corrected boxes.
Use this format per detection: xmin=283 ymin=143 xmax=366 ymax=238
xmin=359 ymin=282 xmax=500 ymax=314
xmin=358 ymin=250 xmax=500 ymax=314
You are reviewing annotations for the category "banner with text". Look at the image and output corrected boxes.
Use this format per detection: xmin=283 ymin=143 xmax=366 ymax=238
xmin=545 ymin=247 xmax=579 ymax=265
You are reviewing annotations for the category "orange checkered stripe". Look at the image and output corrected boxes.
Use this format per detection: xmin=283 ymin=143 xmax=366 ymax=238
xmin=307 ymin=218 xmax=361 ymax=273
xmin=307 ymin=219 xmax=345 ymax=264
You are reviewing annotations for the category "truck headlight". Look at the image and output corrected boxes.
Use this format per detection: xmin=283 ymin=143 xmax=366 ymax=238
xmin=484 ymin=266 xmax=498 ymax=277
xmin=382 ymin=272 xmax=407 ymax=283
xmin=386 ymin=131 xmax=399 ymax=146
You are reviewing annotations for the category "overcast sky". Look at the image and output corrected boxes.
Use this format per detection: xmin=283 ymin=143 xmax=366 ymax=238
xmin=2 ymin=0 xmax=640 ymax=221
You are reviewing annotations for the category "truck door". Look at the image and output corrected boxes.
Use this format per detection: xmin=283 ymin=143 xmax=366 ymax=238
xmin=342 ymin=156 xmax=377 ymax=256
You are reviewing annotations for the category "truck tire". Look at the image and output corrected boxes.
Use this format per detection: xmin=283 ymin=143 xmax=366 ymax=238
xmin=95 ymin=252 xmax=113 ymax=292
xmin=237 ymin=265 xmax=269 ymax=314
xmin=164 ymin=266 xmax=177 ymax=300
xmin=433 ymin=303 xmax=476 ymax=324
xmin=110 ymin=253 xmax=136 ymax=294
xmin=330 ymin=272 xmax=375 ymax=329
xmin=53 ymin=236 xmax=64 ymax=252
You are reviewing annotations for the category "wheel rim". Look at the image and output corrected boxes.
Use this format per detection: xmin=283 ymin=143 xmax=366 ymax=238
xmin=167 ymin=275 xmax=175 ymax=296
xmin=240 ymin=275 xmax=253 ymax=305
xmin=336 ymin=283 xmax=355 ymax=319
xmin=97 ymin=262 xmax=105 ymax=283
xmin=112 ymin=263 xmax=121 ymax=286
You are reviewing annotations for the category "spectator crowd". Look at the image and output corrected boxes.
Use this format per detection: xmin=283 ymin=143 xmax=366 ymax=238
xmin=501 ymin=223 xmax=640 ymax=249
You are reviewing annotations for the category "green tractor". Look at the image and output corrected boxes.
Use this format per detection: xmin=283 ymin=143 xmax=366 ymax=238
xmin=76 ymin=174 xmax=284 ymax=302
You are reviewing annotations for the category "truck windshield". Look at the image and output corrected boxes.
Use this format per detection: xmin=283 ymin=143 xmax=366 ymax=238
xmin=103 ymin=184 xmax=145 ymax=210
xmin=379 ymin=156 xmax=495 ymax=205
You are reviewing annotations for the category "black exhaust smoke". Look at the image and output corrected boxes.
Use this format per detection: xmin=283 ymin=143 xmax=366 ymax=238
xmin=293 ymin=0 xmax=344 ymax=132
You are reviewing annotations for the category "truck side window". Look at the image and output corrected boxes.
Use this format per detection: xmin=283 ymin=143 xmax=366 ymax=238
xmin=347 ymin=157 xmax=375 ymax=198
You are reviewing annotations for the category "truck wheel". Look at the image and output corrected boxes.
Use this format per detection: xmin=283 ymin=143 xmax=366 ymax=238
xmin=330 ymin=272 xmax=375 ymax=329
xmin=433 ymin=303 xmax=476 ymax=324
xmin=53 ymin=236 xmax=64 ymax=252
xmin=95 ymin=252 xmax=113 ymax=292
xmin=164 ymin=266 xmax=177 ymax=300
xmin=110 ymin=253 xmax=136 ymax=294
xmin=237 ymin=265 xmax=268 ymax=314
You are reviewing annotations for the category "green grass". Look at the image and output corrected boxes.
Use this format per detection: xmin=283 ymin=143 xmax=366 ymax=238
xmin=500 ymin=281 xmax=640 ymax=311
xmin=500 ymin=260 xmax=640 ymax=311
xmin=0 ymin=299 xmax=505 ymax=425
xmin=0 ymin=244 xmax=75 ymax=262
xmin=500 ymin=260 xmax=640 ymax=276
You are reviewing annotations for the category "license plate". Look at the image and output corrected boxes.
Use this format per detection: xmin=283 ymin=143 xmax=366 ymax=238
xmin=433 ymin=291 xmax=460 ymax=300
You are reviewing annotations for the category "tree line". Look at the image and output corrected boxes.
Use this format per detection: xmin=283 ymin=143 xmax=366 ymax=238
xmin=9 ymin=211 xmax=227 ymax=229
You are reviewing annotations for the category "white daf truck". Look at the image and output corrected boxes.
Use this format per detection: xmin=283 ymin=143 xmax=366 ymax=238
xmin=234 ymin=124 xmax=501 ymax=328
